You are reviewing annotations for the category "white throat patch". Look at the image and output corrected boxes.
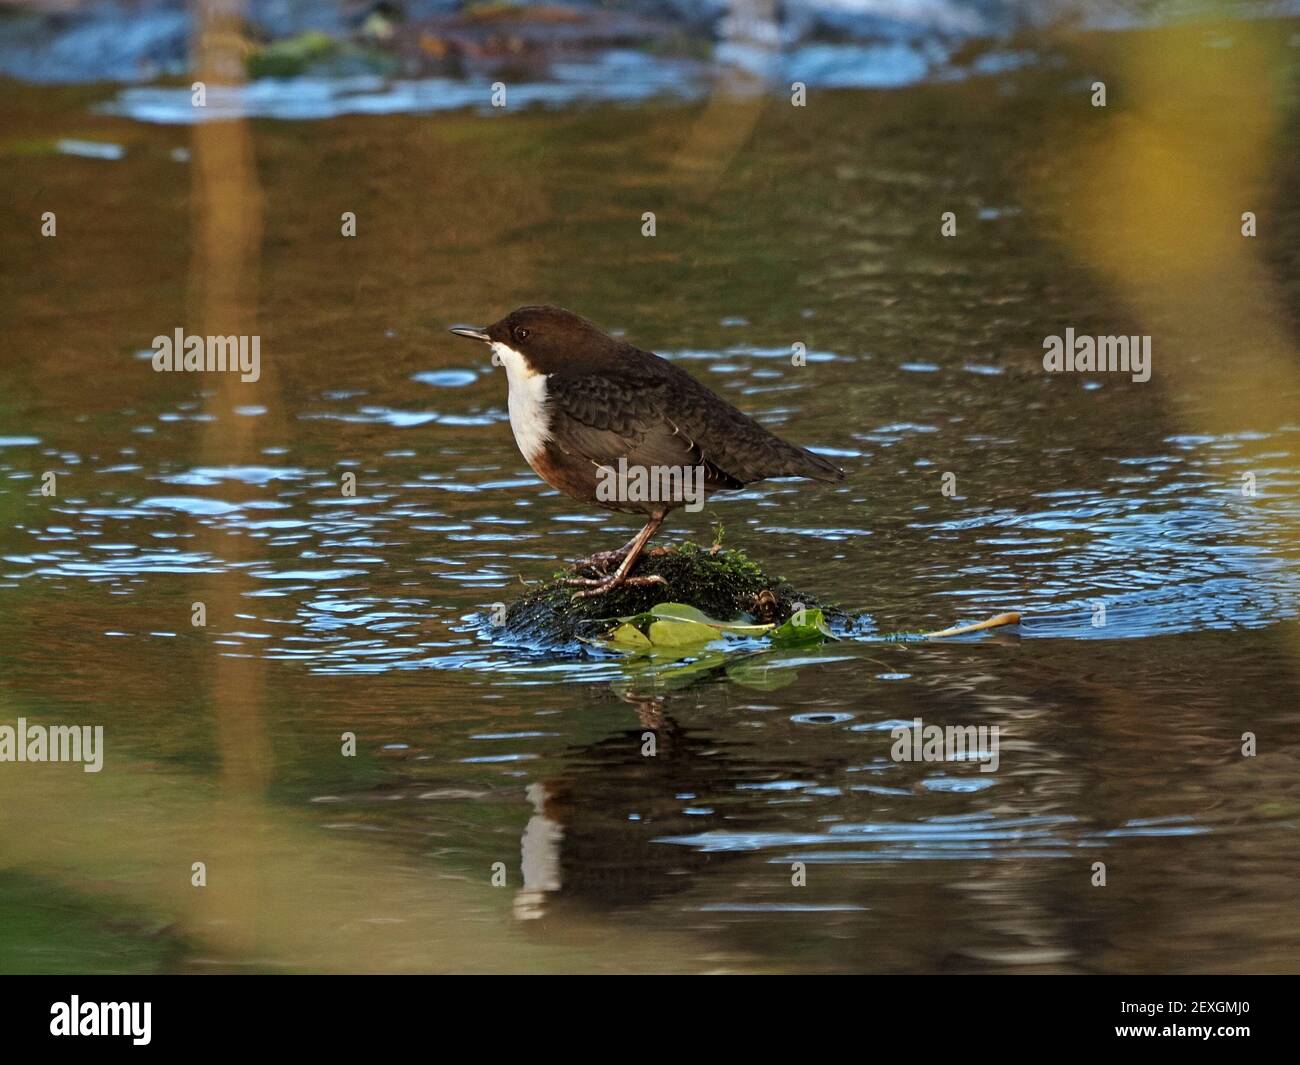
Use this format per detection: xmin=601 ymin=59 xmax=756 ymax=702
xmin=492 ymin=341 xmax=551 ymax=464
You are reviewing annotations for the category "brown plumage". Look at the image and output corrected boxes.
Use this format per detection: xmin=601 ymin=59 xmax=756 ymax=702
xmin=450 ymin=306 xmax=844 ymax=596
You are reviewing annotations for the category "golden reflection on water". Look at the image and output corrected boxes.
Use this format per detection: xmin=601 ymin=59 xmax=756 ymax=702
xmin=1041 ymin=19 xmax=1300 ymax=651
xmin=190 ymin=0 xmax=273 ymax=962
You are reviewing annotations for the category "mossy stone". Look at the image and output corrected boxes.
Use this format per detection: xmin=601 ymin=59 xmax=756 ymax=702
xmin=495 ymin=542 xmax=847 ymax=650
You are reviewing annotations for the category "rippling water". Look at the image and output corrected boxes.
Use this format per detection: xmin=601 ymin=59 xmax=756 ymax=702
xmin=2 ymin=20 xmax=1300 ymax=972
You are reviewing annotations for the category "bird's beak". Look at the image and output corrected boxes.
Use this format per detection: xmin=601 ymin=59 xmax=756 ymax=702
xmin=449 ymin=325 xmax=491 ymax=343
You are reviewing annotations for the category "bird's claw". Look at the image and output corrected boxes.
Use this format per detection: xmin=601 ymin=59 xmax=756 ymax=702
xmin=571 ymin=544 xmax=673 ymax=574
xmin=570 ymin=549 xmax=627 ymax=574
xmin=566 ymin=574 xmax=667 ymax=599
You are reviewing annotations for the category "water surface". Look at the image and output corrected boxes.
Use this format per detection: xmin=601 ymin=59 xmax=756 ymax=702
xmin=2 ymin=20 xmax=1300 ymax=972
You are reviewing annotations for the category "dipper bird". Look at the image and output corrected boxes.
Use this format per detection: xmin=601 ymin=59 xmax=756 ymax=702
xmin=450 ymin=306 xmax=844 ymax=597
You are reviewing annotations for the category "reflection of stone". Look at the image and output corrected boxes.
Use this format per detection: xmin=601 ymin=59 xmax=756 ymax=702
xmin=514 ymin=782 xmax=562 ymax=920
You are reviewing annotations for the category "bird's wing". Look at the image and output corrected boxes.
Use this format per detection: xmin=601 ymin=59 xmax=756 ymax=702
xmin=545 ymin=364 xmax=746 ymax=491
xmin=545 ymin=348 xmax=843 ymax=485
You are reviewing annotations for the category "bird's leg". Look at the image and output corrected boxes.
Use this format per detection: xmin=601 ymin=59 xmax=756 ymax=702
xmin=570 ymin=529 xmax=643 ymax=573
xmin=566 ymin=512 xmax=668 ymax=597
xmin=571 ymin=521 xmax=676 ymax=573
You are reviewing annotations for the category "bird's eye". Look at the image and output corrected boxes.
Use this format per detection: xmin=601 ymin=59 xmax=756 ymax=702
xmin=514 ymin=327 xmax=530 ymax=342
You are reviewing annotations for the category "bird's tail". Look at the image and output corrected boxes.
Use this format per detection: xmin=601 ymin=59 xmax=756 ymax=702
xmin=784 ymin=445 xmax=845 ymax=483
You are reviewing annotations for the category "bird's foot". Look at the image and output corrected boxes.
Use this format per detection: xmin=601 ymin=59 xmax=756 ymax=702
xmin=570 ymin=547 xmax=629 ymax=573
xmin=571 ymin=544 xmax=674 ymax=575
xmin=565 ymin=573 xmax=667 ymax=599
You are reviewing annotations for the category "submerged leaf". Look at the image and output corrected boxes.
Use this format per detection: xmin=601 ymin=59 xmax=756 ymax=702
xmin=725 ymin=658 xmax=799 ymax=691
xmin=610 ymin=649 xmax=732 ymax=694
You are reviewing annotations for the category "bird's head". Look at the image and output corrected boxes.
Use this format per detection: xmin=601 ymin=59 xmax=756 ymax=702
xmin=450 ymin=305 xmax=621 ymax=376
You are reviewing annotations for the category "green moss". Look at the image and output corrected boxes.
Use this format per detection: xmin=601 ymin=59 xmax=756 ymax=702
xmin=498 ymin=542 xmax=843 ymax=649
xmin=246 ymin=32 xmax=396 ymax=80
xmin=247 ymin=31 xmax=338 ymax=79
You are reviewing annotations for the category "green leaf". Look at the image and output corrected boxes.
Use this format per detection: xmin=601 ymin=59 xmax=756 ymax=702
xmin=646 ymin=602 xmax=714 ymax=623
xmin=646 ymin=602 xmax=773 ymax=635
xmin=645 ymin=618 xmax=723 ymax=647
xmin=600 ymin=603 xmax=826 ymax=654
xmin=606 ymin=622 xmax=652 ymax=649
xmin=771 ymin=607 xmax=837 ymax=646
